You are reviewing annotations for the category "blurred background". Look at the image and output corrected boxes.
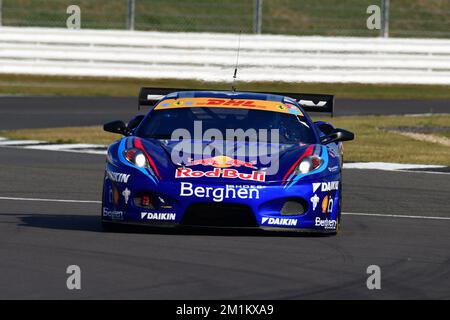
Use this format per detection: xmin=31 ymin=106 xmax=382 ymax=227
xmin=1 ymin=0 xmax=449 ymax=38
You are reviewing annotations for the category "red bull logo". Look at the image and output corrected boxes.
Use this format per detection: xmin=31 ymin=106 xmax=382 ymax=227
xmin=187 ymin=155 xmax=257 ymax=169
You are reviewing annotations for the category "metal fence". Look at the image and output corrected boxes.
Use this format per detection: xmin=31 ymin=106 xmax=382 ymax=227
xmin=0 ymin=0 xmax=449 ymax=38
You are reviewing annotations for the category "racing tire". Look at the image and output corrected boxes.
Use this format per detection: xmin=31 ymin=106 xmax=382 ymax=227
xmin=100 ymin=172 xmax=122 ymax=232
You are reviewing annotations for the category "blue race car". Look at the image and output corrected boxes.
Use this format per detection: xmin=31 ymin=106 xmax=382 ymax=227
xmin=101 ymin=88 xmax=354 ymax=234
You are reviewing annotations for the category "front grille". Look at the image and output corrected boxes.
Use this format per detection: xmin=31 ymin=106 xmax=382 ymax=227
xmin=181 ymin=203 xmax=258 ymax=228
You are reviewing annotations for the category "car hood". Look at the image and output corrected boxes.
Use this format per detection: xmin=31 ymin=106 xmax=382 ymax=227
xmin=130 ymin=137 xmax=328 ymax=184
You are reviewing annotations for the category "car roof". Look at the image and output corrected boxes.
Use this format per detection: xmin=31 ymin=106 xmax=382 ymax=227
xmin=162 ymin=90 xmax=292 ymax=103
xmin=154 ymin=90 xmax=306 ymax=116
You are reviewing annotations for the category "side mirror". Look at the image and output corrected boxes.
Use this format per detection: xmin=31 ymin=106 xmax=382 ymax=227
xmin=104 ymin=120 xmax=128 ymax=135
xmin=314 ymin=121 xmax=335 ymax=136
xmin=127 ymin=115 xmax=145 ymax=132
xmin=321 ymin=128 xmax=354 ymax=145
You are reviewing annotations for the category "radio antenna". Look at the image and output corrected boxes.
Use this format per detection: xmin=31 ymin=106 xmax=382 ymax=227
xmin=231 ymin=31 xmax=242 ymax=92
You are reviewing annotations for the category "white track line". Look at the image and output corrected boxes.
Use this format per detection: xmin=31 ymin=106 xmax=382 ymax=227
xmin=0 ymin=196 xmax=449 ymax=221
xmin=25 ymin=143 xmax=106 ymax=150
xmin=342 ymin=212 xmax=450 ymax=221
xmin=0 ymin=196 xmax=100 ymax=204
xmin=394 ymin=169 xmax=450 ymax=175
xmin=0 ymin=140 xmax=46 ymax=146
xmin=345 ymin=162 xmax=450 ymax=175
xmin=343 ymin=162 xmax=445 ymax=170
xmin=23 ymin=146 xmax=107 ymax=155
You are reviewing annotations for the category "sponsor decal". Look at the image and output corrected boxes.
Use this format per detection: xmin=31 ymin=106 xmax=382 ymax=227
xmin=102 ymin=208 xmax=124 ymax=220
xmin=322 ymin=181 xmax=339 ymax=192
xmin=175 ymin=167 xmax=266 ymax=182
xmin=180 ymin=182 xmax=261 ymax=202
xmin=174 ymin=100 xmax=186 ymax=106
xmin=313 ymin=181 xmax=339 ymax=193
xmin=310 ymin=194 xmax=320 ymax=211
xmin=312 ymin=183 xmax=321 ymax=193
xmin=187 ymin=155 xmax=257 ymax=169
xmin=141 ymin=212 xmax=176 ymax=221
xmin=112 ymin=185 xmax=120 ymax=205
xmin=158 ymin=196 xmax=173 ymax=209
xmin=108 ymin=171 xmax=130 ymax=184
xmin=328 ymin=165 xmax=339 ymax=172
xmin=206 ymin=99 xmax=262 ymax=108
xmin=154 ymin=98 xmax=303 ymax=115
xmin=122 ymin=188 xmax=131 ymax=205
xmin=261 ymin=217 xmax=298 ymax=227
xmin=315 ymin=217 xmax=337 ymax=230
xmin=321 ymin=195 xmax=334 ymax=214
xmin=285 ymin=103 xmax=302 ymax=115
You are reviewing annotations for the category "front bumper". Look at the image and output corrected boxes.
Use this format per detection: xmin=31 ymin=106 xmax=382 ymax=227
xmin=102 ymin=167 xmax=341 ymax=233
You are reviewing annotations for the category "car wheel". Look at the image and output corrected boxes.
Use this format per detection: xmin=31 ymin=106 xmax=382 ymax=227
xmin=100 ymin=172 xmax=118 ymax=232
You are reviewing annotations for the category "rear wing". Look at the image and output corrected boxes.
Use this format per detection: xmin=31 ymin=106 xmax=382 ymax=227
xmin=275 ymin=92 xmax=334 ymax=116
xmin=138 ymin=87 xmax=334 ymax=116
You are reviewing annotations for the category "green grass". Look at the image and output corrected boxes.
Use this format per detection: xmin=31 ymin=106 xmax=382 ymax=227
xmin=2 ymin=115 xmax=449 ymax=166
xmin=440 ymin=131 xmax=450 ymax=139
xmin=314 ymin=114 xmax=450 ymax=165
xmin=3 ymin=0 xmax=449 ymax=37
xmin=385 ymin=124 xmax=450 ymax=139
xmin=1 ymin=74 xmax=450 ymax=100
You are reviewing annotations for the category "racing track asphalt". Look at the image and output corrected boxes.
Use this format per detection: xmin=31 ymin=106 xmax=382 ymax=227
xmin=0 ymin=96 xmax=449 ymax=130
xmin=0 ymin=146 xmax=449 ymax=299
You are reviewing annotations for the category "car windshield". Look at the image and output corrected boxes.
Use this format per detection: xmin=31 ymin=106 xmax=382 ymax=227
xmin=136 ymin=107 xmax=317 ymax=144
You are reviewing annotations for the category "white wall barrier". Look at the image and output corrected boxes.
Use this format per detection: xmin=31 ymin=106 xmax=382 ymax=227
xmin=0 ymin=27 xmax=449 ymax=85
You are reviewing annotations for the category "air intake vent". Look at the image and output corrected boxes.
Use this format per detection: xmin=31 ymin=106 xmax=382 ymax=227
xmin=281 ymin=200 xmax=307 ymax=216
xmin=181 ymin=203 xmax=257 ymax=227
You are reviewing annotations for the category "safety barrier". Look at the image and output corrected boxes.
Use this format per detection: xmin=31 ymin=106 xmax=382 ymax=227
xmin=0 ymin=27 xmax=449 ymax=84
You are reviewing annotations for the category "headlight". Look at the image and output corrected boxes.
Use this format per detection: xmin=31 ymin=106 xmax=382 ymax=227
xmin=124 ymin=148 xmax=148 ymax=168
xmin=134 ymin=153 xmax=147 ymax=167
xmin=298 ymin=156 xmax=322 ymax=174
